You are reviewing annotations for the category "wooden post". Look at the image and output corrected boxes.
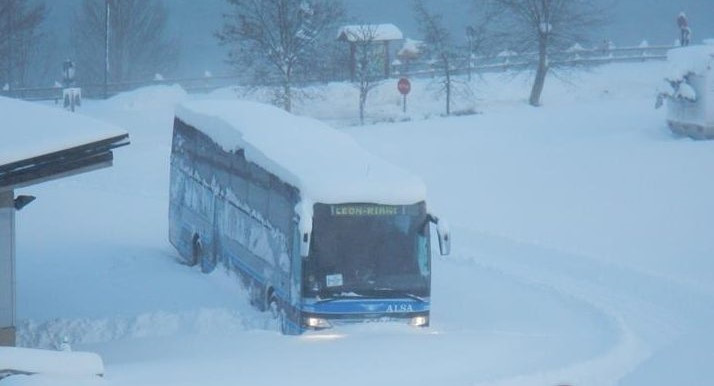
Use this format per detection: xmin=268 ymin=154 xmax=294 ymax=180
xmin=384 ymin=41 xmax=390 ymax=78
xmin=0 ymin=190 xmax=16 ymax=347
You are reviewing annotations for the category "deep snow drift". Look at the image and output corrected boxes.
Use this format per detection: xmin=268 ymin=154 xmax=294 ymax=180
xmin=4 ymin=60 xmax=714 ymax=386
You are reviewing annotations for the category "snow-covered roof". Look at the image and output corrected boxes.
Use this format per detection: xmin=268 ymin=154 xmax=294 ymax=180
xmin=667 ymin=44 xmax=714 ymax=81
xmin=398 ymin=39 xmax=424 ymax=58
xmin=0 ymin=96 xmax=128 ymax=167
xmin=337 ymin=24 xmax=403 ymax=42
xmin=174 ymin=100 xmax=427 ymax=205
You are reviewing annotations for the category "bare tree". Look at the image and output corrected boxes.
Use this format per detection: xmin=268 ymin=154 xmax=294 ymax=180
xmin=72 ymin=0 xmax=178 ymax=86
xmin=340 ymin=25 xmax=384 ymax=125
xmin=0 ymin=0 xmax=46 ymax=90
xmin=478 ymin=0 xmax=607 ymax=106
xmin=217 ymin=0 xmax=344 ymax=112
xmin=413 ymin=0 xmax=458 ymax=116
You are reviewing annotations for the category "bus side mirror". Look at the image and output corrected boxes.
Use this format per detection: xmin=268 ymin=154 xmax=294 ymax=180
xmin=429 ymin=214 xmax=451 ymax=256
xmin=300 ymin=232 xmax=311 ymax=258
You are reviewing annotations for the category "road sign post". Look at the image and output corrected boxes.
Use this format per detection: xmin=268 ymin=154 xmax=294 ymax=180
xmin=398 ymin=78 xmax=411 ymax=114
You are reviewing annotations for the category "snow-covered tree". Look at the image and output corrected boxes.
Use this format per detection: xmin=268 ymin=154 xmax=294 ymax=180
xmin=72 ymin=0 xmax=178 ymax=88
xmin=476 ymin=0 xmax=607 ymax=106
xmin=0 ymin=0 xmax=46 ymax=90
xmin=217 ymin=0 xmax=344 ymax=112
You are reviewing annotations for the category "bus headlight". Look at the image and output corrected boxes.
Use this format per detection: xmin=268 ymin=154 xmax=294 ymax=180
xmin=410 ymin=315 xmax=428 ymax=327
xmin=305 ymin=317 xmax=332 ymax=329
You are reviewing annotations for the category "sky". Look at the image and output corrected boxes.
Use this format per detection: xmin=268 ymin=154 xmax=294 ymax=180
xmin=40 ymin=0 xmax=714 ymax=82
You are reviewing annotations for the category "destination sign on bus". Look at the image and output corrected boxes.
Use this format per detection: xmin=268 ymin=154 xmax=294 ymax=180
xmin=330 ymin=204 xmax=403 ymax=217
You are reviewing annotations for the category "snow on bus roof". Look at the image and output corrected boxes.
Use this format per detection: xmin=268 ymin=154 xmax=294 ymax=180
xmin=175 ymin=100 xmax=427 ymax=205
xmin=0 ymin=96 xmax=127 ymax=167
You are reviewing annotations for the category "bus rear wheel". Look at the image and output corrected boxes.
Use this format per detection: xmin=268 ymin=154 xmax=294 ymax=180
xmin=190 ymin=234 xmax=202 ymax=267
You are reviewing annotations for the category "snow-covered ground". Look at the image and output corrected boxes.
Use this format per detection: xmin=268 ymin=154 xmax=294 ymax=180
xmin=5 ymin=60 xmax=714 ymax=385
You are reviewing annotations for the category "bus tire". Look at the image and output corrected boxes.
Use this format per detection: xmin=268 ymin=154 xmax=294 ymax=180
xmin=269 ymin=296 xmax=288 ymax=334
xmin=190 ymin=234 xmax=202 ymax=267
xmin=201 ymin=249 xmax=216 ymax=274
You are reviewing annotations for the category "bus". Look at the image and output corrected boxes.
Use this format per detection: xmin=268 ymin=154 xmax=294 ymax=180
xmin=169 ymin=100 xmax=450 ymax=334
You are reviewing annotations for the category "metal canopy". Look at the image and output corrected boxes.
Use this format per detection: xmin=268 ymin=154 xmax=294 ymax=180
xmin=0 ymin=134 xmax=129 ymax=192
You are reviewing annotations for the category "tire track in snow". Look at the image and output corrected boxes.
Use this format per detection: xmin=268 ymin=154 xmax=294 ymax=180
xmin=452 ymin=227 xmax=690 ymax=386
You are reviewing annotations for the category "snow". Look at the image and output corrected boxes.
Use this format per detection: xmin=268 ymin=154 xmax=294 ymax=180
xmin=337 ymin=24 xmax=403 ymax=42
xmin=4 ymin=59 xmax=714 ymax=386
xmin=0 ymin=347 xmax=103 ymax=377
xmin=539 ymin=22 xmax=552 ymax=34
xmin=666 ymin=44 xmax=714 ymax=81
xmin=675 ymin=81 xmax=696 ymax=100
xmin=398 ymin=38 xmax=423 ymax=58
xmin=567 ymin=43 xmax=586 ymax=52
xmin=175 ymin=100 xmax=427 ymax=205
xmin=0 ymin=97 xmax=126 ymax=167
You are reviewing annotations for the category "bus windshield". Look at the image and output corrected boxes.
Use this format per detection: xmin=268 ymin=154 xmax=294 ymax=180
xmin=304 ymin=203 xmax=430 ymax=299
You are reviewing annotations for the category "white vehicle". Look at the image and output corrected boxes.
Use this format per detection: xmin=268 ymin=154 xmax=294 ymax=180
xmin=657 ymin=42 xmax=714 ymax=139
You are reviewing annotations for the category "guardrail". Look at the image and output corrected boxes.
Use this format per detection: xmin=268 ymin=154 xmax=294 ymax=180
xmin=1 ymin=43 xmax=676 ymax=102
xmin=393 ymin=44 xmax=674 ymax=78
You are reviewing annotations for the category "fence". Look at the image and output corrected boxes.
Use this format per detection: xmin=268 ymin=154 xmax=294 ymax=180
xmin=1 ymin=43 xmax=675 ymax=102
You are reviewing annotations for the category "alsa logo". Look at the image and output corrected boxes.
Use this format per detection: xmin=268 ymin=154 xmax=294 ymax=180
xmin=385 ymin=304 xmax=414 ymax=313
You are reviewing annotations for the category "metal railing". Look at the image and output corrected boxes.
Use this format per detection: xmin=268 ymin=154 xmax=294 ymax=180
xmin=1 ymin=43 xmax=676 ymax=102
xmin=392 ymin=44 xmax=674 ymax=78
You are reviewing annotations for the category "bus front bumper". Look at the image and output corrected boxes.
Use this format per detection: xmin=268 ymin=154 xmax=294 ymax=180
xmin=300 ymin=298 xmax=431 ymax=330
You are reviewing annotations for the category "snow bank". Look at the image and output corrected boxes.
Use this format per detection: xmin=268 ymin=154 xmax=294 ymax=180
xmin=175 ymin=100 xmax=427 ymax=205
xmin=106 ymin=84 xmax=187 ymax=112
xmin=0 ymin=374 xmax=105 ymax=386
xmin=17 ymin=308 xmax=265 ymax=349
xmin=0 ymin=347 xmax=103 ymax=377
xmin=0 ymin=97 xmax=127 ymax=167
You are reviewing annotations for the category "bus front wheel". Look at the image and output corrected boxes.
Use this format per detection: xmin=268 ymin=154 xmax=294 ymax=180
xmin=269 ymin=296 xmax=288 ymax=334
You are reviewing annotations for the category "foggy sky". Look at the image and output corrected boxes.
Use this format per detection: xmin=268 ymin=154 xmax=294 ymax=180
xmin=42 ymin=0 xmax=714 ymax=82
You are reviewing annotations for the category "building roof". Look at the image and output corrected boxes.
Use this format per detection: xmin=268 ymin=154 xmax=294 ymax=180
xmin=0 ymin=97 xmax=129 ymax=191
xmin=337 ymin=24 xmax=404 ymax=42
xmin=175 ymin=100 xmax=426 ymax=206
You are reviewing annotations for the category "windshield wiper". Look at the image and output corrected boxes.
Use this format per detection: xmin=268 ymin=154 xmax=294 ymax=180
xmin=374 ymin=288 xmax=427 ymax=303
xmin=315 ymin=293 xmax=366 ymax=304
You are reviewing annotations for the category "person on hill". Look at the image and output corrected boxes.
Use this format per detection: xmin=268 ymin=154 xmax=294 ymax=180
xmin=677 ymin=12 xmax=691 ymax=46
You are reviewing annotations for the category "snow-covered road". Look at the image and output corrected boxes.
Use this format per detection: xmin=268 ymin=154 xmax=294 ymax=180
xmin=7 ymin=61 xmax=714 ymax=385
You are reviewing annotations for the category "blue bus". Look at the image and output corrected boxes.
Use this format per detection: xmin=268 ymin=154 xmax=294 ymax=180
xmin=169 ymin=101 xmax=450 ymax=334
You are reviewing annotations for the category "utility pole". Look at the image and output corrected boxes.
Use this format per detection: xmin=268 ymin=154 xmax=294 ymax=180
xmin=7 ymin=0 xmax=14 ymax=93
xmin=104 ymin=0 xmax=110 ymax=99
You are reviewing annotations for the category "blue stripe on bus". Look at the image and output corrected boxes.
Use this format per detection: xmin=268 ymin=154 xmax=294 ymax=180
xmin=302 ymin=298 xmax=430 ymax=315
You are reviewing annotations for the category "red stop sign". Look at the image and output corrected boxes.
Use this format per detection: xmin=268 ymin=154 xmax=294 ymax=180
xmin=398 ymin=78 xmax=411 ymax=95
